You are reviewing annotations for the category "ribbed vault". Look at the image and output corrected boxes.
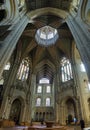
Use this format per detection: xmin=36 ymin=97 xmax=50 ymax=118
xmin=19 ymin=13 xmax=73 ymax=83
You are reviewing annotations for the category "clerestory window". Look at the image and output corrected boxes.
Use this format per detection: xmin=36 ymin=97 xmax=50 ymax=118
xmin=17 ymin=59 xmax=29 ymax=81
xmin=37 ymin=86 xmax=42 ymax=93
xmin=61 ymin=57 xmax=73 ymax=82
xmin=46 ymin=98 xmax=50 ymax=106
xmin=46 ymin=86 xmax=51 ymax=93
xmin=39 ymin=78 xmax=49 ymax=84
xmin=36 ymin=98 xmax=41 ymax=106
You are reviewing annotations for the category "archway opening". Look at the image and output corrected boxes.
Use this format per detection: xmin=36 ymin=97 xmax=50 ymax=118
xmin=66 ymin=98 xmax=76 ymax=124
xmin=9 ymin=99 xmax=21 ymax=125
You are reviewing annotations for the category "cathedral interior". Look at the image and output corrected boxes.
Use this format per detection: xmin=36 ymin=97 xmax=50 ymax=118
xmin=0 ymin=0 xmax=90 ymax=129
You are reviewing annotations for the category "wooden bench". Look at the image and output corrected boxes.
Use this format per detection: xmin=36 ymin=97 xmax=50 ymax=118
xmin=20 ymin=122 xmax=30 ymax=126
xmin=31 ymin=122 xmax=41 ymax=126
xmin=0 ymin=119 xmax=15 ymax=127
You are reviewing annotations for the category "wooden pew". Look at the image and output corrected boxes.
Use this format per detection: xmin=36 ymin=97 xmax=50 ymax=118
xmin=0 ymin=119 xmax=15 ymax=127
xmin=20 ymin=122 xmax=30 ymax=126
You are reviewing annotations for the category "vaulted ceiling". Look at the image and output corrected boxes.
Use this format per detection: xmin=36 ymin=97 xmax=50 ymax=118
xmin=18 ymin=3 xmax=73 ymax=83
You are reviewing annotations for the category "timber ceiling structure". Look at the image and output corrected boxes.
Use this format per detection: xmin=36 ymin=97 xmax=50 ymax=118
xmin=26 ymin=0 xmax=72 ymax=11
xmin=19 ymin=1 xmax=73 ymax=83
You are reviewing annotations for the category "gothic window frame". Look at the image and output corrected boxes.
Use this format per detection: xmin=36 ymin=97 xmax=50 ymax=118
xmin=17 ymin=58 xmax=29 ymax=81
xmin=46 ymin=86 xmax=51 ymax=93
xmin=61 ymin=57 xmax=73 ymax=82
xmin=46 ymin=97 xmax=50 ymax=106
xmin=37 ymin=86 xmax=42 ymax=93
xmin=39 ymin=78 xmax=49 ymax=84
xmin=36 ymin=97 xmax=41 ymax=106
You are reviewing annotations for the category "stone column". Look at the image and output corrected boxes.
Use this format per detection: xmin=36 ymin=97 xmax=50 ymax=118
xmin=24 ymin=70 xmax=32 ymax=122
xmin=55 ymin=65 xmax=61 ymax=122
xmin=66 ymin=14 xmax=90 ymax=81
xmin=0 ymin=15 xmax=29 ymax=77
xmin=54 ymin=73 xmax=57 ymax=122
xmin=70 ymin=58 xmax=82 ymax=120
xmin=60 ymin=105 xmax=66 ymax=125
xmin=30 ymin=73 xmax=36 ymax=119
xmin=75 ymin=98 xmax=82 ymax=121
xmin=42 ymin=84 xmax=45 ymax=106
xmin=0 ymin=58 xmax=21 ymax=118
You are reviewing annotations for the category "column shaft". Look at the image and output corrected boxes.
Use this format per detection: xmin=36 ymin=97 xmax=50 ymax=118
xmin=0 ymin=16 xmax=28 ymax=77
xmin=66 ymin=15 xmax=90 ymax=80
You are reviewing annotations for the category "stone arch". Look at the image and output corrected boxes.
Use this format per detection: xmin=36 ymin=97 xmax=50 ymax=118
xmin=86 ymin=9 xmax=90 ymax=23
xmin=60 ymin=96 xmax=77 ymax=125
xmin=27 ymin=7 xmax=68 ymax=20
xmin=81 ymin=0 xmax=90 ymax=25
xmin=5 ymin=0 xmax=16 ymax=21
xmin=9 ymin=96 xmax=25 ymax=124
xmin=35 ymin=112 xmax=39 ymax=121
xmin=39 ymin=112 xmax=42 ymax=121
xmin=43 ymin=112 xmax=45 ymax=120
xmin=9 ymin=99 xmax=21 ymax=125
xmin=1 ymin=0 xmax=23 ymax=22
xmin=46 ymin=112 xmax=49 ymax=120
xmin=66 ymin=98 xmax=77 ymax=124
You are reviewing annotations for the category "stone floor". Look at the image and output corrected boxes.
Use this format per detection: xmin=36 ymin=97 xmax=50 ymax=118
xmin=0 ymin=125 xmax=82 ymax=130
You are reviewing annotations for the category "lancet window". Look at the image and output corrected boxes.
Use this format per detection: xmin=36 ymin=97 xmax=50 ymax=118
xmin=17 ymin=59 xmax=29 ymax=81
xmin=36 ymin=98 xmax=41 ymax=106
xmin=46 ymin=98 xmax=50 ymax=106
xmin=61 ymin=57 xmax=73 ymax=82
xmin=46 ymin=86 xmax=51 ymax=93
xmin=37 ymin=86 xmax=42 ymax=93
